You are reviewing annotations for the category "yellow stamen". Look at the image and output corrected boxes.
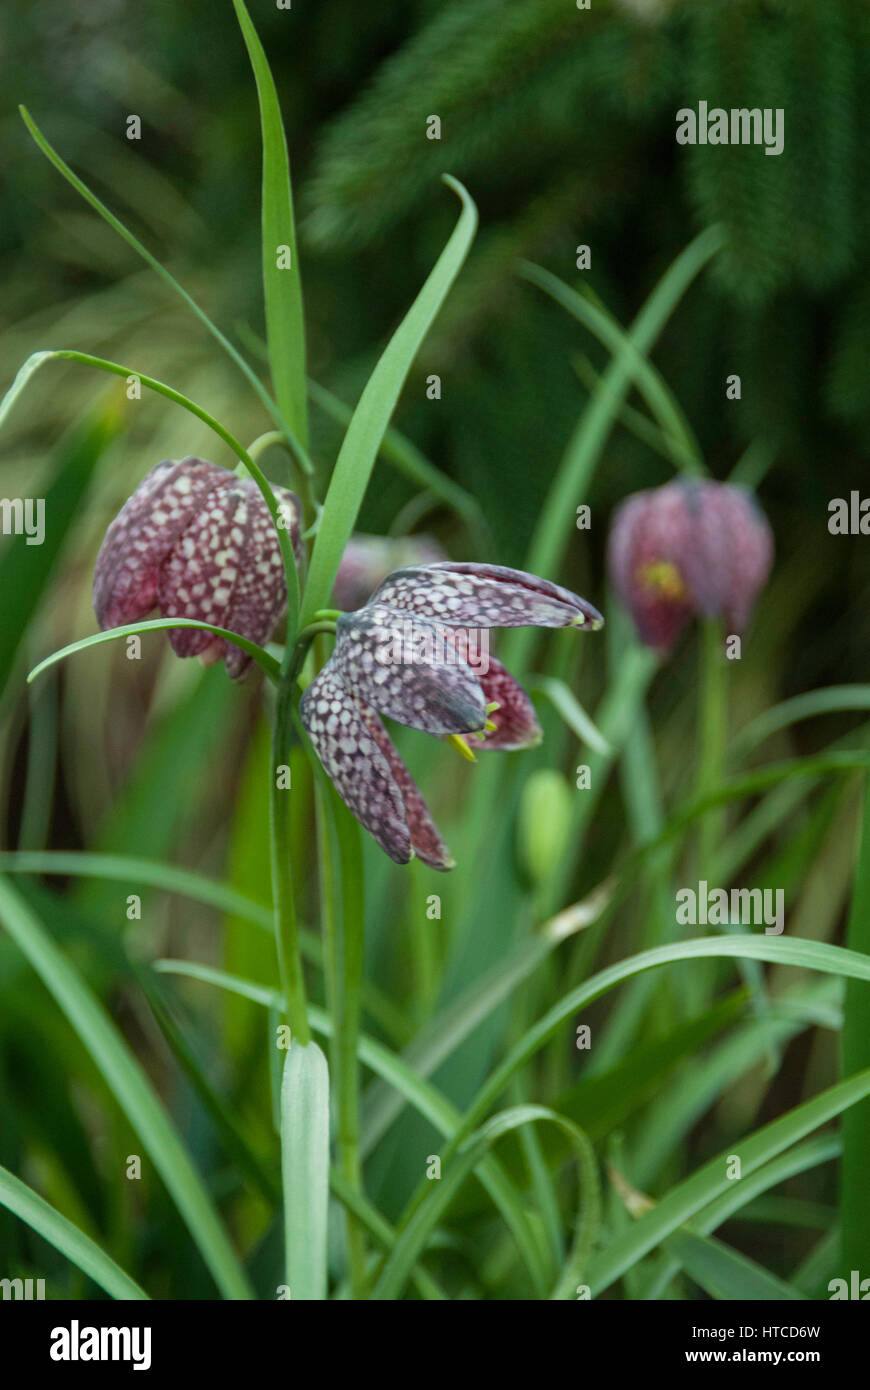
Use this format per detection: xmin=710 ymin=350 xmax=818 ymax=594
xmin=447 ymin=733 xmax=477 ymax=763
xmin=637 ymin=560 xmax=687 ymax=601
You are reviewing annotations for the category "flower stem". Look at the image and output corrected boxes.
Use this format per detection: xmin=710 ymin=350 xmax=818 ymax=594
xmin=315 ymin=783 xmax=368 ymax=1297
xmin=696 ymin=619 xmax=727 ymax=879
xmin=270 ymin=676 xmax=310 ymax=1046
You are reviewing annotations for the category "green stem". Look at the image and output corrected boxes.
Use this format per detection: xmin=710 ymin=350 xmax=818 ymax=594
xmin=270 ymin=678 xmax=310 ymax=1046
xmin=696 ymin=619 xmax=727 ymax=880
xmin=316 ymin=784 xmax=368 ymax=1297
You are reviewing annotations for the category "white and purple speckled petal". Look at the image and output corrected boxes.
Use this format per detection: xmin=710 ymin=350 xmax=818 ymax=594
xmin=221 ymin=482 xmax=303 ymax=680
xmin=369 ymin=562 xmax=603 ymax=630
xmin=93 ymin=457 xmax=234 ymax=629
xmin=476 ymin=658 xmax=541 ymax=751
xmin=158 ymin=485 xmax=252 ymax=658
xmin=331 ymin=604 xmax=488 ymax=735
xmin=300 ymin=663 xmax=413 ymax=864
xmin=357 ymin=701 xmax=453 ymax=869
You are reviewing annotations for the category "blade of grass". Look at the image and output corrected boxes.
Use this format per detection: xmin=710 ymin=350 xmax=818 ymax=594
xmin=233 ymin=0 xmax=308 ymax=447
xmin=299 ymin=176 xmax=477 ymax=625
xmin=18 ymin=106 xmax=311 ymax=463
xmin=666 ymin=1229 xmax=807 ymax=1300
xmin=586 ymin=1069 xmax=870 ymax=1296
xmin=0 ymin=1165 xmax=149 ymax=1301
xmin=0 ymin=405 xmax=120 ymax=699
xmin=0 ymin=849 xmax=406 ymax=1040
xmin=306 ymin=376 xmax=490 ymax=550
xmin=519 ymin=262 xmax=705 ymax=475
xmin=640 ymin=1134 xmax=841 ymax=1300
xmin=27 ymin=618 xmax=280 ymax=685
xmin=0 ymin=878 xmax=253 ymax=1299
xmin=360 ymin=884 xmax=610 ymax=1156
xmin=155 ymin=960 xmax=550 ymax=1297
xmin=506 ymin=226 xmax=723 ymax=677
xmin=733 ymin=685 xmax=870 ymax=763
xmin=840 ymin=775 xmax=870 ymax=1273
xmin=369 ymin=1105 xmax=599 ymax=1301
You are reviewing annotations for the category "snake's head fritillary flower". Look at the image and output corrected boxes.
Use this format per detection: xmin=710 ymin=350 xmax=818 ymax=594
xmin=607 ymin=480 xmax=773 ymax=653
xmin=332 ymin=533 xmax=447 ymax=611
xmin=93 ymin=456 xmax=304 ymax=680
xmin=300 ymin=563 xmax=603 ymax=867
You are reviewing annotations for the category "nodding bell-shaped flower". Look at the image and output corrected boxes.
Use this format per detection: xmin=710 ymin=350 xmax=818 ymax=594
xmin=93 ymin=457 xmax=304 ymax=680
xmin=300 ymin=563 xmax=603 ymax=867
xmin=607 ymin=479 xmax=773 ymax=653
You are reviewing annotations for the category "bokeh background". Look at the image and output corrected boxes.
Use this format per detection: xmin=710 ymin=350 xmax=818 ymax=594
xmin=2 ymin=0 xmax=870 ymax=1298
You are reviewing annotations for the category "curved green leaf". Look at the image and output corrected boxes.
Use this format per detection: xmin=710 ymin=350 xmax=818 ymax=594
xmin=299 ymin=176 xmax=478 ymax=624
xmin=587 ymin=1068 xmax=870 ymax=1296
xmin=0 ymin=1165 xmax=148 ymax=1301
xmin=0 ymin=880 xmax=253 ymax=1300
xmin=370 ymin=1105 xmax=599 ymax=1301
xmin=18 ymin=105 xmax=310 ymax=464
xmin=233 ymin=0 xmax=308 ymax=447
xmin=27 ymin=618 xmax=280 ymax=685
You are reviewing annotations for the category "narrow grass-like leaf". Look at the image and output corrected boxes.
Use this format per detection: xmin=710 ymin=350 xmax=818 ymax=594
xmin=586 ymin=1068 xmax=870 ymax=1296
xmin=370 ymin=1105 xmax=599 ymax=1301
xmin=528 ymin=675 xmax=612 ymax=756
xmin=733 ymin=686 xmax=870 ymax=762
xmin=281 ymin=1040 xmax=330 ymax=1300
xmin=506 ymin=226 xmax=723 ymax=676
xmin=299 ymin=177 xmax=477 ymax=624
xmin=640 ymin=1135 xmax=841 ymax=1300
xmin=0 ymin=850 xmax=273 ymax=929
xmin=233 ymin=0 xmax=308 ymax=446
xmin=0 ymin=404 xmax=120 ymax=699
xmin=0 ymin=879 xmax=253 ymax=1299
xmin=155 ymin=960 xmax=550 ymax=1296
xmin=460 ymin=935 xmax=870 ymax=1149
xmin=307 ymin=376 xmax=490 ymax=548
xmin=519 ymin=262 xmax=705 ymax=475
xmin=666 ymin=1229 xmax=807 ymax=1300
xmin=361 ymin=885 xmax=611 ymax=1157
xmin=841 ymin=775 xmax=870 ymax=1272
xmin=27 ymin=618 xmax=280 ymax=685
xmin=0 ymin=1164 xmax=148 ymax=1301
xmin=18 ymin=106 xmax=311 ymax=460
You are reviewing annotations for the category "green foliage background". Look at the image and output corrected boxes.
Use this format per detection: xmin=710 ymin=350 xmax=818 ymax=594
xmin=1 ymin=0 xmax=870 ymax=1300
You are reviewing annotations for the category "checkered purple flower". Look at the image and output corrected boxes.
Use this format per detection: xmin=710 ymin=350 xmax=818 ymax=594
xmin=93 ymin=456 xmax=304 ymax=679
xmin=607 ymin=480 xmax=773 ymax=652
xmin=300 ymin=563 xmax=603 ymax=867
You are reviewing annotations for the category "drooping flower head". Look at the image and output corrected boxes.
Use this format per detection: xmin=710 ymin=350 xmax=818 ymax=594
xmin=93 ymin=457 xmax=304 ymax=679
xmin=332 ymin=532 xmax=447 ymax=611
xmin=300 ymin=563 xmax=603 ymax=867
xmin=607 ymin=479 xmax=773 ymax=652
